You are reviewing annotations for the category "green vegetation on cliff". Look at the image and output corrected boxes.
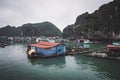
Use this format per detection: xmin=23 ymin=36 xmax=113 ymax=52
xmin=0 ymin=21 xmax=62 ymax=37
xmin=63 ymin=0 xmax=120 ymax=39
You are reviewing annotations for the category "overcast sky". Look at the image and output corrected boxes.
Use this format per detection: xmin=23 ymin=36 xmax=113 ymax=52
xmin=0 ymin=0 xmax=113 ymax=31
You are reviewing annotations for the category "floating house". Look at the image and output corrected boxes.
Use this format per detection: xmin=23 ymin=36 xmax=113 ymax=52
xmin=83 ymin=40 xmax=90 ymax=48
xmin=107 ymin=42 xmax=120 ymax=50
xmin=107 ymin=42 xmax=120 ymax=57
xmin=78 ymin=39 xmax=90 ymax=49
xmin=112 ymin=42 xmax=120 ymax=46
xmin=36 ymin=37 xmax=55 ymax=43
xmin=27 ymin=41 xmax=66 ymax=58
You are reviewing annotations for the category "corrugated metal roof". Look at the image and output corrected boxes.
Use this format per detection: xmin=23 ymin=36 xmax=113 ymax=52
xmin=36 ymin=41 xmax=60 ymax=46
xmin=28 ymin=41 xmax=61 ymax=49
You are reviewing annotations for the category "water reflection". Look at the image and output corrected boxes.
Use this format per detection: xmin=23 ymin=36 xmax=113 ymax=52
xmin=0 ymin=44 xmax=120 ymax=80
xmin=28 ymin=56 xmax=66 ymax=68
xmin=74 ymin=55 xmax=120 ymax=80
xmin=89 ymin=59 xmax=120 ymax=80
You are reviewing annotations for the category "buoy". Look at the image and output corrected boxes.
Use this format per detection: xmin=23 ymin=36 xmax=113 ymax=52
xmin=28 ymin=49 xmax=36 ymax=56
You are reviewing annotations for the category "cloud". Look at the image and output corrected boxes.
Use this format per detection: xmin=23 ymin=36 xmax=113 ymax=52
xmin=0 ymin=0 xmax=113 ymax=31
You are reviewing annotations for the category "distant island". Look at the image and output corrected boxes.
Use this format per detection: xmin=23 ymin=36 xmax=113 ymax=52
xmin=0 ymin=21 xmax=62 ymax=37
xmin=63 ymin=0 xmax=120 ymax=41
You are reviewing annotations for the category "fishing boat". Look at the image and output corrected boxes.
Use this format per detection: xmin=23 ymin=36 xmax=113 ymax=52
xmin=27 ymin=41 xmax=66 ymax=58
xmin=0 ymin=43 xmax=6 ymax=48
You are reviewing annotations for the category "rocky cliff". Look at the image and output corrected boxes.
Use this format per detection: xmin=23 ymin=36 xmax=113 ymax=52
xmin=0 ymin=21 xmax=62 ymax=37
xmin=63 ymin=0 xmax=120 ymax=40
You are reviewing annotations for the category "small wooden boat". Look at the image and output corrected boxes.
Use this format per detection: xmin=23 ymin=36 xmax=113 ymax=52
xmin=0 ymin=43 xmax=6 ymax=48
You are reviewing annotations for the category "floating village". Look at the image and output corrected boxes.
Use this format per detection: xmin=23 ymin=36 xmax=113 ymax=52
xmin=0 ymin=0 xmax=120 ymax=80
xmin=0 ymin=36 xmax=120 ymax=60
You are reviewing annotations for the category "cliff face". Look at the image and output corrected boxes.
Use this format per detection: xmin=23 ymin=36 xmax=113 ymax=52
xmin=63 ymin=0 xmax=120 ymax=39
xmin=0 ymin=21 xmax=62 ymax=37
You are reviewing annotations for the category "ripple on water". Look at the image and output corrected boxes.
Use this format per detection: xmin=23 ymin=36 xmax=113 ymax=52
xmin=0 ymin=44 xmax=120 ymax=80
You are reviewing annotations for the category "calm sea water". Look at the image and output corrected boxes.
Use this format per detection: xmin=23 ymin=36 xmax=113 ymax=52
xmin=0 ymin=44 xmax=120 ymax=80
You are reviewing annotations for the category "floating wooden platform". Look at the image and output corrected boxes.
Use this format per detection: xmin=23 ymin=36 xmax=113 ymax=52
xmin=87 ymin=52 xmax=120 ymax=60
xmin=27 ymin=48 xmax=93 ymax=58
xmin=66 ymin=48 xmax=93 ymax=55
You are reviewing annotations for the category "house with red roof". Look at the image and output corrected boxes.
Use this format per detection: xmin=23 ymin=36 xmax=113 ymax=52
xmin=27 ymin=41 xmax=66 ymax=57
